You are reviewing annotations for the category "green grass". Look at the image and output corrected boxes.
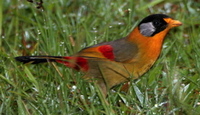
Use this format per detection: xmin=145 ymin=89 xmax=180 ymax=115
xmin=1 ymin=0 xmax=200 ymax=114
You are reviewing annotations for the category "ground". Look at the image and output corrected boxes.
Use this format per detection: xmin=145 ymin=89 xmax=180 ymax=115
xmin=1 ymin=0 xmax=200 ymax=114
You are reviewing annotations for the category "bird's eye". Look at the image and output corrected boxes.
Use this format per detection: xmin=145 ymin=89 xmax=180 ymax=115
xmin=154 ymin=21 xmax=161 ymax=26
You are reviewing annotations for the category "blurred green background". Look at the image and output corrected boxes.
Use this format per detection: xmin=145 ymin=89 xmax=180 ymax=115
xmin=1 ymin=0 xmax=200 ymax=114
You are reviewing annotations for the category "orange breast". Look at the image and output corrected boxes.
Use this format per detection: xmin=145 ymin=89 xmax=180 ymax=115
xmin=126 ymin=27 xmax=170 ymax=77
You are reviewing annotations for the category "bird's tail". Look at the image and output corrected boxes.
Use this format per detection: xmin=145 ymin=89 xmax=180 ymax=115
xmin=15 ymin=56 xmax=89 ymax=71
xmin=15 ymin=56 xmax=64 ymax=64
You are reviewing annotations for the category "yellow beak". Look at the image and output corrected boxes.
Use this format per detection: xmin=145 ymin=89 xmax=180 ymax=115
xmin=164 ymin=18 xmax=182 ymax=28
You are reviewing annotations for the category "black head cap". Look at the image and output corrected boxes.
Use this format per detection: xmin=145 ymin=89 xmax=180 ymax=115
xmin=138 ymin=14 xmax=171 ymax=37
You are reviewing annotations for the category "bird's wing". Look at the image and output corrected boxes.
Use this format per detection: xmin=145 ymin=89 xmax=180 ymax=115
xmin=77 ymin=37 xmax=139 ymax=62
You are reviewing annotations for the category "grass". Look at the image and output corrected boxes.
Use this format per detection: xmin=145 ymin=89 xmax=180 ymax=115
xmin=1 ymin=0 xmax=200 ymax=114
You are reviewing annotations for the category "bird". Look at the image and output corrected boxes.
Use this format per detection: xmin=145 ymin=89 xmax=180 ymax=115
xmin=15 ymin=14 xmax=182 ymax=96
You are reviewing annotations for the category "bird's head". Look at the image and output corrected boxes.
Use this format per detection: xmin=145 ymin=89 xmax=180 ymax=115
xmin=138 ymin=14 xmax=182 ymax=37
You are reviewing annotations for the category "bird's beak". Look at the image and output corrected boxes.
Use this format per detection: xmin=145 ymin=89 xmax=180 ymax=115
xmin=164 ymin=18 xmax=182 ymax=28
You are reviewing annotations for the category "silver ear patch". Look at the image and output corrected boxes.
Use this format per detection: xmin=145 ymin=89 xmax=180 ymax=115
xmin=139 ymin=22 xmax=155 ymax=37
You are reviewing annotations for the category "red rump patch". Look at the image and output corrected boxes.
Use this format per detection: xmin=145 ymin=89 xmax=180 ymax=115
xmin=98 ymin=45 xmax=114 ymax=60
xmin=56 ymin=57 xmax=89 ymax=71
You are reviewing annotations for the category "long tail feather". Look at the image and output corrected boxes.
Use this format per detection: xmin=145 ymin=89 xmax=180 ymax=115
xmin=15 ymin=56 xmax=64 ymax=64
xmin=15 ymin=56 xmax=89 ymax=71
